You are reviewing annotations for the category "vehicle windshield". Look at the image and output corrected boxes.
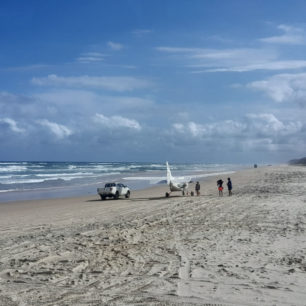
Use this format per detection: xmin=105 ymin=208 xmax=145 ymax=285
xmin=105 ymin=183 xmax=116 ymax=187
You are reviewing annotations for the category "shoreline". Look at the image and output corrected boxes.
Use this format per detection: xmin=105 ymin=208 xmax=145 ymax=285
xmin=1 ymin=164 xmax=306 ymax=305
xmin=0 ymin=166 xmax=253 ymax=228
xmin=0 ymin=164 xmax=248 ymax=204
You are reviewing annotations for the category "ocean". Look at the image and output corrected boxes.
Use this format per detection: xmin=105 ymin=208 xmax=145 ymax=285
xmin=0 ymin=161 xmax=248 ymax=202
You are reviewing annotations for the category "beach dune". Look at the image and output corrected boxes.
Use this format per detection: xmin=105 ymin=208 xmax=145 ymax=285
xmin=0 ymin=165 xmax=306 ymax=305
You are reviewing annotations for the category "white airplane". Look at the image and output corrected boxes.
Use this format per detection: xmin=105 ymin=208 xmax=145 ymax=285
xmin=165 ymin=161 xmax=190 ymax=197
xmin=123 ymin=162 xmax=234 ymax=198
xmin=122 ymin=162 xmax=191 ymax=197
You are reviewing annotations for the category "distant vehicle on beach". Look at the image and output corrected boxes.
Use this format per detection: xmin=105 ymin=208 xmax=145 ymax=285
xmin=97 ymin=183 xmax=130 ymax=200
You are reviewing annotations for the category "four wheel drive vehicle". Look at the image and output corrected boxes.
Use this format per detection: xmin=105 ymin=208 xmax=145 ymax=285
xmin=97 ymin=182 xmax=131 ymax=200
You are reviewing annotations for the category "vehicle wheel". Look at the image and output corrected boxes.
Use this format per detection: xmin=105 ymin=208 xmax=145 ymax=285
xmin=114 ymin=191 xmax=119 ymax=199
xmin=165 ymin=192 xmax=170 ymax=197
xmin=100 ymin=195 xmax=106 ymax=200
xmin=125 ymin=191 xmax=130 ymax=198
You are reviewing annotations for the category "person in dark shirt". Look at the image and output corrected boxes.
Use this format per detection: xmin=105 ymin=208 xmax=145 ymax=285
xmin=217 ymin=179 xmax=223 ymax=196
xmin=195 ymin=181 xmax=200 ymax=196
xmin=227 ymin=177 xmax=232 ymax=196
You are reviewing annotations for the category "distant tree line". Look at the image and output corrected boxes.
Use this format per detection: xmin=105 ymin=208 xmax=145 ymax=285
xmin=289 ymin=157 xmax=306 ymax=165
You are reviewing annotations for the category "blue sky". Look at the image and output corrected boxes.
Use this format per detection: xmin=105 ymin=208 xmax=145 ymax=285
xmin=1 ymin=0 xmax=306 ymax=163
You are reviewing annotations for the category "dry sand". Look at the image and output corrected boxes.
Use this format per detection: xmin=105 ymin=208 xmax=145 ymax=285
xmin=0 ymin=165 xmax=306 ymax=305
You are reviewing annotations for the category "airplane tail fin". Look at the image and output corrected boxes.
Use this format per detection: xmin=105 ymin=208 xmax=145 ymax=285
xmin=166 ymin=161 xmax=173 ymax=184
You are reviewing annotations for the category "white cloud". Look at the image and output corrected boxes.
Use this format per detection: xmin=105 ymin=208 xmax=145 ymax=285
xmin=248 ymin=72 xmax=306 ymax=104
xmin=157 ymin=25 xmax=306 ymax=73
xmin=173 ymin=120 xmax=246 ymax=138
xmin=260 ymin=24 xmax=306 ymax=45
xmin=107 ymin=41 xmax=124 ymax=50
xmin=37 ymin=119 xmax=73 ymax=139
xmin=242 ymin=137 xmax=278 ymax=152
xmin=76 ymin=52 xmax=105 ymax=63
xmin=102 ymin=96 xmax=154 ymax=109
xmin=188 ymin=122 xmax=205 ymax=137
xmin=246 ymin=113 xmax=302 ymax=136
xmin=94 ymin=113 xmax=141 ymax=131
xmin=173 ymin=122 xmax=206 ymax=137
xmin=1 ymin=64 xmax=50 ymax=72
xmin=132 ymin=29 xmax=152 ymax=36
xmin=32 ymin=74 xmax=152 ymax=92
xmin=0 ymin=91 xmax=31 ymax=104
xmin=203 ymin=60 xmax=306 ymax=73
xmin=32 ymin=90 xmax=155 ymax=119
xmin=172 ymin=114 xmax=302 ymax=144
xmin=33 ymin=89 xmax=99 ymax=107
xmin=157 ymin=46 xmax=292 ymax=73
xmin=157 ymin=47 xmax=276 ymax=61
xmin=172 ymin=123 xmax=184 ymax=133
xmin=0 ymin=118 xmax=25 ymax=133
xmin=156 ymin=47 xmax=200 ymax=53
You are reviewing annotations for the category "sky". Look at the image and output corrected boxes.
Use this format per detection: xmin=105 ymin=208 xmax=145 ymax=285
xmin=1 ymin=0 xmax=306 ymax=163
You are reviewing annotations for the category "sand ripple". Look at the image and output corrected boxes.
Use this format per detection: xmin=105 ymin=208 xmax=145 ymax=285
xmin=0 ymin=165 xmax=306 ymax=305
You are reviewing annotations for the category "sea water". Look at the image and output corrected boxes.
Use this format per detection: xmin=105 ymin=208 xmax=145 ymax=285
xmin=0 ymin=161 xmax=248 ymax=202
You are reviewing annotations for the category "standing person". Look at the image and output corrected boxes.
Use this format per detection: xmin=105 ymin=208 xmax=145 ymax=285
xmin=217 ymin=179 xmax=224 ymax=196
xmin=195 ymin=181 xmax=200 ymax=196
xmin=227 ymin=177 xmax=232 ymax=196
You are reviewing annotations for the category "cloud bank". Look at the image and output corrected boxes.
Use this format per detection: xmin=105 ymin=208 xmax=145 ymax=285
xmin=37 ymin=119 xmax=73 ymax=139
xmin=32 ymin=75 xmax=153 ymax=92
xmin=260 ymin=24 xmax=306 ymax=45
xmin=0 ymin=118 xmax=25 ymax=133
xmin=248 ymin=72 xmax=306 ymax=104
xmin=94 ymin=113 xmax=142 ymax=131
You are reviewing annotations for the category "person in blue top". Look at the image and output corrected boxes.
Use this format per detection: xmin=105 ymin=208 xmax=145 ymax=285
xmin=227 ymin=177 xmax=232 ymax=196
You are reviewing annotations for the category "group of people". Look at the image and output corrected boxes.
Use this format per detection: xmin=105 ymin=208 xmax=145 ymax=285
xmin=216 ymin=178 xmax=232 ymax=196
xmin=194 ymin=177 xmax=232 ymax=196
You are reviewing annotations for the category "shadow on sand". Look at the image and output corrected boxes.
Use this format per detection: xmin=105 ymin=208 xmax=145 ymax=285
xmin=86 ymin=195 xmax=183 ymax=203
xmin=131 ymin=195 xmax=184 ymax=201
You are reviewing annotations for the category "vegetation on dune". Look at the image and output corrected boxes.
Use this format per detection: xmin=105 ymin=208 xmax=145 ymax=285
xmin=289 ymin=157 xmax=306 ymax=165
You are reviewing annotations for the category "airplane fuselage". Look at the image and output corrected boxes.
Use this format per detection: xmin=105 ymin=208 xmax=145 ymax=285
xmin=169 ymin=181 xmax=188 ymax=192
xmin=166 ymin=161 xmax=189 ymax=196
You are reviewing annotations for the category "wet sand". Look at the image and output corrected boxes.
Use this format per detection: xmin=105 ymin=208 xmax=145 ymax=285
xmin=0 ymin=165 xmax=306 ymax=305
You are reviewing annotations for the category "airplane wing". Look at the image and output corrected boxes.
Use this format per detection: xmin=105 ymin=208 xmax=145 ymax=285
xmin=122 ymin=176 xmax=166 ymax=184
xmin=191 ymin=171 xmax=235 ymax=180
xmin=123 ymin=175 xmax=193 ymax=184
xmin=172 ymin=176 xmax=192 ymax=183
xmin=123 ymin=171 xmax=235 ymax=184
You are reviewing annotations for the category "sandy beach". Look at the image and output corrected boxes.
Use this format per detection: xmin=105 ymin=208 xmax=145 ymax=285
xmin=0 ymin=165 xmax=306 ymax=305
